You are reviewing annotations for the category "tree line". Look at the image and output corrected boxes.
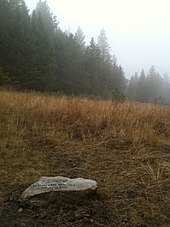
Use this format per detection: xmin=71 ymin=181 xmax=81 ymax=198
xmin=0 ymin=0 xmax=169 ymax=104
xmin=127 ymin=67 xmax=170 ymax=104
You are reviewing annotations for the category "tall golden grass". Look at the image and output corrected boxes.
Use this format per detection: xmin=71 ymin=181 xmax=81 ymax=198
xmin=0 ymin=89 xmax=169 ymax=147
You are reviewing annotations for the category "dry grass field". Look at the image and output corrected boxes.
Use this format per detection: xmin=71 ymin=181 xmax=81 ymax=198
xmin=0 ymin=89 xmax=170 ymax=226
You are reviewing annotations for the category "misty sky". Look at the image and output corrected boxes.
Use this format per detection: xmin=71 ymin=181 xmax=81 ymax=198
xmin=24 ymin=0 xmax=170 ymax=78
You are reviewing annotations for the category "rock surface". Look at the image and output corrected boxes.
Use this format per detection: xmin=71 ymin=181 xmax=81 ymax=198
xmin=19 ymin=176 xmax=97 ymax=206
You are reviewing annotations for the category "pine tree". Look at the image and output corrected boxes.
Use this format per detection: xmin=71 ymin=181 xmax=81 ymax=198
xmin=74 ymin=26 xmax=85 ymax=50
xmin=128 ymin=73 xmax=139 ymax=100
xmin=84 ymin=38 xmax=102 ymax=95
xmin=137 ymin=69 xmax=146 ymax=102
xmin=97 ymin=29 xmax=112 ymax=63
xmin=146 ymin=66 xmax=164 ymax=103
xmin=28 ymin=0 xmax=58 ymax=91
xmin=0 ymin=0 xmax=31 ymax=87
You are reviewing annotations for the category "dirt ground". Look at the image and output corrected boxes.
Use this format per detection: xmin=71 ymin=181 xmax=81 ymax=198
xmin=0 ymin=138 xmax=170 ymax=226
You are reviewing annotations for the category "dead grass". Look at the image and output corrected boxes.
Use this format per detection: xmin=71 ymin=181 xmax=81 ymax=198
xmin=0 ymin=89 xmax=170 ymax=226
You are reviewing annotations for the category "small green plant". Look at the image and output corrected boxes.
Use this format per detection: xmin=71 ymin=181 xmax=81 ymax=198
xmin=112 ymin=88 xmax=126 ymax=102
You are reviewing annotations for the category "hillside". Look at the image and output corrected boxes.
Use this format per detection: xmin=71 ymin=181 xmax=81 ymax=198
xmin=0 ymin=90 xmax=170 ymax=226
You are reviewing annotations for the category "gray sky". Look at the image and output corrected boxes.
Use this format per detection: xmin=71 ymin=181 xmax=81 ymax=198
xmin=25 ymin=0 xmax=170 ymax=78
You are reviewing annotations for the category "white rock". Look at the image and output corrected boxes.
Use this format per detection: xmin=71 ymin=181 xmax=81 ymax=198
xmin=19 ymin=176 xmax=97 ymax=206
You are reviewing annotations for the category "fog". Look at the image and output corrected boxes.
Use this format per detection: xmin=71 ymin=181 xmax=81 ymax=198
xmin=25 ymin=0 xmax=170 ymax=78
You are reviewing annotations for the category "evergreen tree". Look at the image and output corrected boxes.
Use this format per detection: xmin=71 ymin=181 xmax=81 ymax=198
xmin=128 ymin=73 xmax=139 ymax=100
xmin=97 ymin=29 xmax=112 ymax=63
xmin=137 ymin=69 xmax=146 ymax=102
xmin=84 ymin=37 xmax=102 ymax=95
xmin=29 ymin=0 xmax=58 ymax=91
xmin=146 ymin=66 xmax=164 ymax=103
xmin=0 ymin=0 xmax=31 ymax=87
xmin=74 ymin=26 xmax=85 ymax=50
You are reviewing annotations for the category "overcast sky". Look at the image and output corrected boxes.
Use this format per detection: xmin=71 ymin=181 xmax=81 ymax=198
xmin=24 ymin=0 xmax=170 ymax=78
